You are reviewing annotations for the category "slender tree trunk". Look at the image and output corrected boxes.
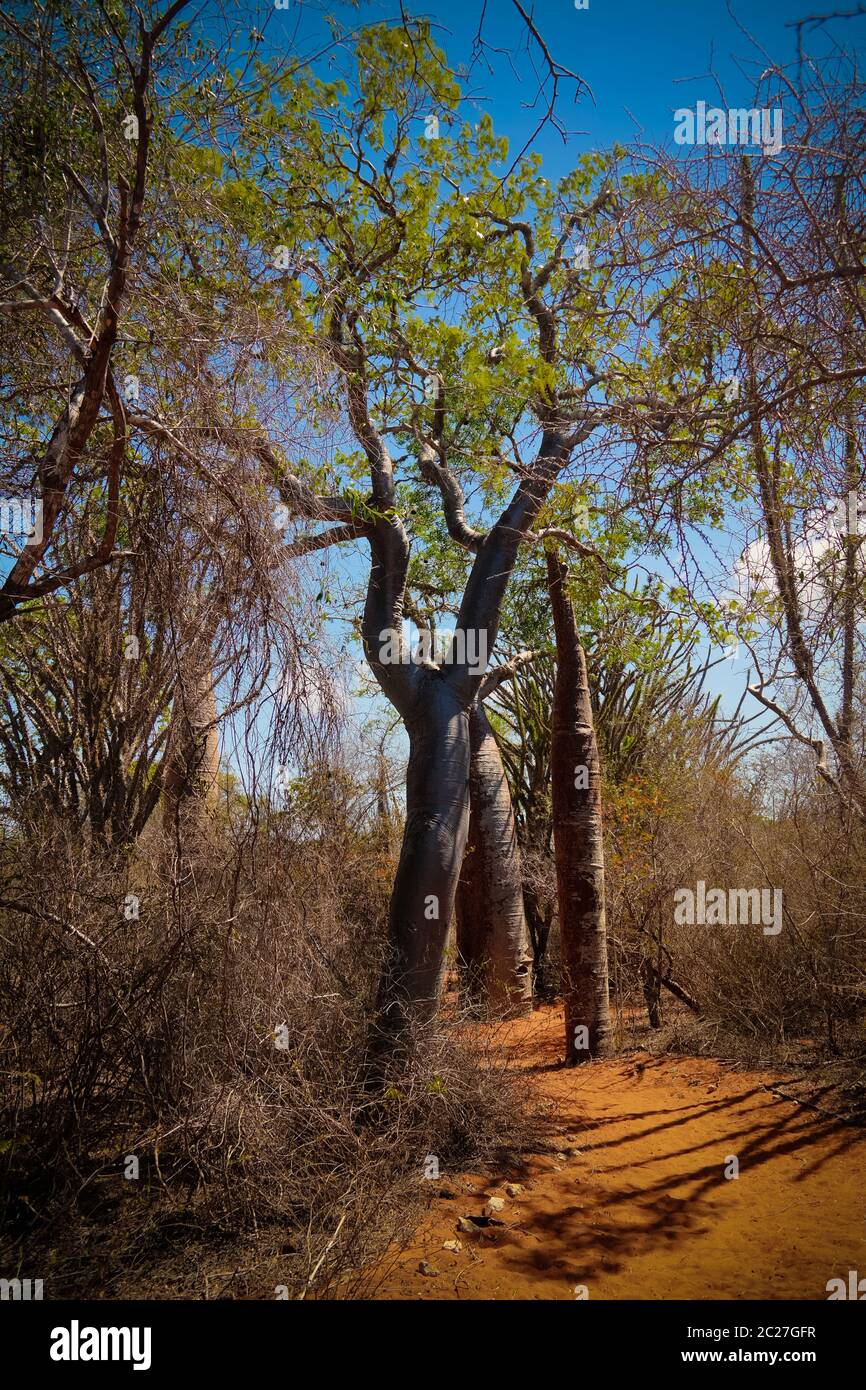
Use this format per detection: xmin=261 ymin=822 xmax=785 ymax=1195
xmin=161 ymin=665 xmax=220 ymax=854
xmin=640 ymin=958 xmax=662 ymax=1029
xmin=524 ymin=888 xmax=555 ymax=999
xmin=456 ymin=702 xmax=533 ymax=1014
xmin=372 ymin=749 xmax=398 ymax=859
xmin=546 ymin=551 xmax=611 ymax=1062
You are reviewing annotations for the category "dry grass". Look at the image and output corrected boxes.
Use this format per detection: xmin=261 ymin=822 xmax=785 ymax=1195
xmin=0 ymin=811 xmax=539 ymax=1300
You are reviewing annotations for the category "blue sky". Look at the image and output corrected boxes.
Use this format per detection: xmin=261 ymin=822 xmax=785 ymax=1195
xmin=408 ymin=0 xmax=817 ymax=155
xmin=284 ymin=0 xmax=862 ymax=167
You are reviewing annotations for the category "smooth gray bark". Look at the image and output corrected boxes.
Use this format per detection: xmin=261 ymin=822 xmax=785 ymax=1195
xmin=456 ymin=702 xmax=533 ymax=1015
xmin=377 ymin=677 xmax=471 ymax=1032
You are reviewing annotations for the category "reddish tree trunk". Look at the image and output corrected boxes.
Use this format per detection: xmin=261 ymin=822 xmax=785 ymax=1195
xmin=546 ymin=551 xmax=611 ymax=1061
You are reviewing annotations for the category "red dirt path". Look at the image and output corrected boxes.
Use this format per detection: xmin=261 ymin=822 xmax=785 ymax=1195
xmin=370 ymin=1006 xmax=866 ymax=1300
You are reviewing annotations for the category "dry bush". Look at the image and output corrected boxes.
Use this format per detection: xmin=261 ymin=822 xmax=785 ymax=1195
xmin=605 ymin=731 xmax=866 ymax=1079
xmin=0 ymin=791 xmax=537 ymax=1300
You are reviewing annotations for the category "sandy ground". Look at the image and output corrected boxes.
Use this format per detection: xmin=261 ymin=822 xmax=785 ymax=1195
xmin=369 ymin=1007 xmax=866 ymax=1300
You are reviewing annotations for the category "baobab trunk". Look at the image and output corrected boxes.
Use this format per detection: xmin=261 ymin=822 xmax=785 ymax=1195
xmin=546 ymin=551 xmax=611 ymax=1062
xmin=375 ymin=675 xmax=471 ymax=1038
xmin=360 ymin=425 xmax=579 ymax=1044
xmin=455 ymin=701 xmax=533 ymax=1015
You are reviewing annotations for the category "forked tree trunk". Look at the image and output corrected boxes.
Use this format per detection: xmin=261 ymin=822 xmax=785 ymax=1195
xmin=361 ymin=424 xmax=580 ymax=1048
xmin=455 ymin=701 xmax=533 ymax=1015
xmin=546 ymin=551 xmax=611 ymax=1062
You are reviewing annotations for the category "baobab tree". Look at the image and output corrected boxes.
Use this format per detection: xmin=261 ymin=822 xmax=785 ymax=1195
xmin=218 ymin=24 xmax=662 ymax=1039
xmin=546 ymin=550 xmax=611 ymax=1060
